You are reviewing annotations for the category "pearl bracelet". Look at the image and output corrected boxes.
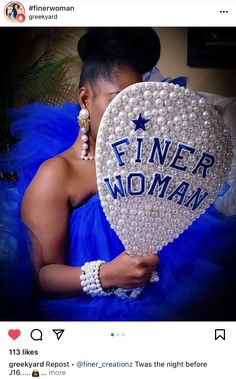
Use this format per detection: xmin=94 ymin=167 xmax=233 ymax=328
xmin=114 ymin=271 xmax=159 ymax=299
xmin=150 ymin=270 xmax=160 ymax=283
xmin=80 ymin=260 xmax=113 ymax=297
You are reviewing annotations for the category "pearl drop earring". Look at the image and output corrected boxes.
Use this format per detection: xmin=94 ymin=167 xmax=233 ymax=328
xmin=77 ymin=108 xmax=95 ymax=160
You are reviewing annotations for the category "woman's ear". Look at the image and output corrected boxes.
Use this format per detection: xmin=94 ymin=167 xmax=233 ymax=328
xmin=78 ymin=87 xmax=90 ymax=109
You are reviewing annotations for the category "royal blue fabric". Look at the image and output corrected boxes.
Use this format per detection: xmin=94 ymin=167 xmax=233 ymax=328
xmin=1 ymin=85 xmax=236 ymax=321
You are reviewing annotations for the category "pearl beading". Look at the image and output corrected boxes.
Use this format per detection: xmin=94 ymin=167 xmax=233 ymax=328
xmin=96 ymin=81 xmax=232 ymax=257
xmin=113 ymin=270 xmax=159 ymax=299
xmin=80 ymin=260 xmax=158 ymax=299
xmin=78 ymin=108 xmax=95 ymax=161
xmin=80 ymin=260 xmax=113 ymax=297
xmin=150 ymin=270 xmax=160 ymax=283
xmin=114 ymin=287 xmax=143 ymax=299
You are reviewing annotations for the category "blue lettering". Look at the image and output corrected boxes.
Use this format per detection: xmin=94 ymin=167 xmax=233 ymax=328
xmin=170 ymin=143 xmax=195 ymax=171
xmin=127 ymin=173 xmax=145 ymax=196
xmin=111 ymin=138 xmax=130 ymax=166
xmin=147 ymin=172 xmax=172 ymax=197
xmin=184 ymin=188 xmax=209 ymax=210
xmin=167 ymin=181 xmax=189 ymax=205
xmin=135 ymin=137 xmax=143 ymax=163
xmin=148 ymin=138 xmax=172 ymax=165
xmin=192 ymin=152 xmax=215 ymax=178
xmin=104 ymin=175 xmax=125 ymax=199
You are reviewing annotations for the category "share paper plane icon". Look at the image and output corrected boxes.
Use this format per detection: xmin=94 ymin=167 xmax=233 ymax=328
xmin=52 ymin=329 xmax=65 ymax=340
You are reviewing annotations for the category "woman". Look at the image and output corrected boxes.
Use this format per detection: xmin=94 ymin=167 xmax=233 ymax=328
xmin=9 ymin=4 xmax=18 ymax=19
xmin=1 ymin=28 xmax=236 ymax=321
xmin=21 ymin=28 xmax=160 ymax=298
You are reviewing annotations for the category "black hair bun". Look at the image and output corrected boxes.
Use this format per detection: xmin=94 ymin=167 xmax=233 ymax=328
xmin=78 ymin=27 xmax=161 ymax=74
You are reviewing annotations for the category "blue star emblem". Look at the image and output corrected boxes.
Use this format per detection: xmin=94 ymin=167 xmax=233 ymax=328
xmin=132 ymin=113 xmax=149 ymax=131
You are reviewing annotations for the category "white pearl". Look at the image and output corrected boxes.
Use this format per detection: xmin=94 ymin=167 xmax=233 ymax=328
xmin=81 ymin=135 xmax=88 ymax=142
xmin=169 ymin=92 xmax=178 ymax=101
xmin=79 ymin=108 xmax=89 ymax=119
xmin=82 ymin=143 xmax=88 ymax=150
xmin=108 ymin=134 xmax=116 ymax=141
xmin=145 ymin=100 xmax=151 ymax=108
xmin=159 ymin=90 xmax=169 ymax=99
xmin=202 ymin=110 xmax=211 ymax=120
xmin=125 ymin=105 xmax=131 ymax=112
xmin=133 ymin=106 xmax=141 ymax=115
xmin=174 ymin=116 xmax=182 ymax=125
xmin=152 ymin=109 xmax=158 ymax=116
xmin=157 ymin=116 xmax=166 ymax=126
xmin=144 ymin=111 xmax=151 ymax=119
xmin=119 ymin=111 xmax=126 ymax=120
xmin=191 ymin=99 xmax=198 ymax=106
xmin=153 ymin=91 xmax=159 ymax=98
xmin=129 ymin=97 xmax=137 ymax=106
xmin=115 ymin=126 xmax=122 ymax=134
xmin=158 ymin=108 xmax=167 ymax=116
xmin=111 ymin=107 xmax=118 ymax=115
xmin=144 ymin=82 xmax=152 ymax=89
xmin=162 ymin=81 xmax=169 ymax=89
xmin=160 ymin=125 xmax=168 ymax=133
xmin=177 ymin=99 xmax=184 ymax=107
xmin=144 ymin=90 xmax=151 ymax=99
xmin=122 ymin=94 xmax=129 ymax=102
xmin=164 ymin=99 xmax=171 ymax=106
xmin=189 ymin=112 xmax=197 ymax=120
xmin=167 ymin=106 xmax=174 ymax=113
xmin=115 ymin=98 xmax=122 ymax=106
xmin=155 ymin=99 xmax=163 ymax=107
xmin=81 ymin=127 xmax=89 ymax=134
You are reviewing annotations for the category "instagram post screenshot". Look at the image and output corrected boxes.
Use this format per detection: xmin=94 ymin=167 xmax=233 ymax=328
xmin=0 ymin=2 xmax=236 ymax=378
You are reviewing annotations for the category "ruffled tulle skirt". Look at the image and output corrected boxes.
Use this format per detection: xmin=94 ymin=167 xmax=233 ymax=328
xmin=0 ymin=100 xmax=236 ymax=321
xmin=37 ymin=195 xmax=236 ymax=321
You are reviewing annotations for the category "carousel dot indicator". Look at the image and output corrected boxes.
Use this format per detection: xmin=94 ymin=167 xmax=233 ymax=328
xmin=110 ymin=332 xmax=126 ymax=337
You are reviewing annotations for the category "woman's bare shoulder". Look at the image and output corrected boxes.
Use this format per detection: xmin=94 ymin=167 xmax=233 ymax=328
xmin=38 ymin=155 xmax=72 ymax=179
xmin=22 ymin=156 xmax=73 ymax=204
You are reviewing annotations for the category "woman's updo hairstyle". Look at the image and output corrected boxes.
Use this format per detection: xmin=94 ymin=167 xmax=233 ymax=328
xmin=78 ymin=27 xmax=161 ymax=88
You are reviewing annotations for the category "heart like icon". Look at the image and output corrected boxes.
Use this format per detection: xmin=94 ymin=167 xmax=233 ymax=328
xmin=8 ymin=329 xmax=21 ymax=340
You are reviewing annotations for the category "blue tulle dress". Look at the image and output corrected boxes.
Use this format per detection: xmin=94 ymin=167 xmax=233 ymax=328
xmin=1 ymin=93 xmax=236 ymax=321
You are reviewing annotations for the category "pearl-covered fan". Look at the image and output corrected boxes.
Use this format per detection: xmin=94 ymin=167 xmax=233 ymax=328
xmin=95 ymin=81 xmax=232 ymax=296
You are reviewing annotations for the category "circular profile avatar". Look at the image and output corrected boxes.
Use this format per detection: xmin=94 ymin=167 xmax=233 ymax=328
xmin=4 ymin=2 xmax=25 ymax=23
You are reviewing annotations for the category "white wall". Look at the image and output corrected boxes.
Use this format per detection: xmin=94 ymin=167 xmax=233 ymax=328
xmin=156 ymin=27 xmax=236 ymax=97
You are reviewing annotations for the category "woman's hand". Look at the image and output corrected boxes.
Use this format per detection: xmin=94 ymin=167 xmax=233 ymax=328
xmin=100 ymin=251 xmax=159 ymax=290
